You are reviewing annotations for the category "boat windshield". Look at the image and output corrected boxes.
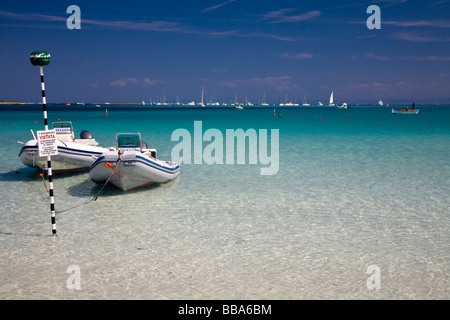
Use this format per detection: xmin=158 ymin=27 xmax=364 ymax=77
xmin=52 ymin=121 xmax=74 ymax=141
xmin=52 ymin=121 xmax=73 ymax=134
xmin=116 ymin=133 xmax=142 ymax=149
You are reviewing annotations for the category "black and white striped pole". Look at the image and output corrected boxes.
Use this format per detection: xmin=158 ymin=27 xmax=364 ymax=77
xmin=30 ymin=51 xmax=56 ymax=236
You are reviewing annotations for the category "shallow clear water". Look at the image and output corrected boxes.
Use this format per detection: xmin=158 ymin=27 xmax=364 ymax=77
xmin=0 ymin=105 xmax=449 ymax=299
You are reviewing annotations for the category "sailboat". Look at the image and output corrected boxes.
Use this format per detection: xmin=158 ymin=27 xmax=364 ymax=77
xmin=233 ymin=93 xmax=238 ymax=106
xmin=302 ymin=92 xmax=310 ymax=106
xmin=329 ymin=91 xmax=335 ymax=106
xmin=199 ymin=88 xmax=205 ymax=107
xmin=261 ymin=93 xmax=269 ymax=106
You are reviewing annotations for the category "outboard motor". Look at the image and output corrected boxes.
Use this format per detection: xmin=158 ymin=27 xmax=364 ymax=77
xmin=141 ymin=141 xmax=148 ymax=149
xmin=80 ymin=130 xmax=93 ymax=139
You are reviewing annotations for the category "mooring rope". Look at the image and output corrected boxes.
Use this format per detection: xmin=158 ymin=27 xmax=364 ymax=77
xmin=10 ymin=156 xmax=123 ymax=215
xmin=39 ymin=167 xmax=48 ymax=192
xmin=89 ymin=158 xmax=122 ymax=202
xmin=56 ymin=160 xmax=121 ymax=213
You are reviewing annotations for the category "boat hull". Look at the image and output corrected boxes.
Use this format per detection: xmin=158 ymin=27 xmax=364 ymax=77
xmin=88 ymin=150 xmax=180 ymax=191
xmin=18 ymin=139 xmax=110 ymax=174
xmin=392 ymin=108 xmax=420 ymax=114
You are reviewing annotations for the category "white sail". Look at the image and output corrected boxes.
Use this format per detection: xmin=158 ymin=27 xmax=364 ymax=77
xmin=329 ymin=91 xmax=334 ymax=106
xmin=302 ymin=92 xmax=310 ymax=106
xmin=261 ymin=93 xmax=268 ymax=105
xmin=200 ymin=88 xmax=205 ymax=107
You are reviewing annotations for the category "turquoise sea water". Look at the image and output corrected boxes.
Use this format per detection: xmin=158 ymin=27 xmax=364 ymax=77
xmin=0 ymin=104 xmax=449 ymax=299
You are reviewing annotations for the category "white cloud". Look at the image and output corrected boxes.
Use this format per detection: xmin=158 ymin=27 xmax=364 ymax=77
xmin=261 ymin=9 xmax=321 ymax=24
xmin=353 ymin=52 xmax=390 ymax=61
xmin=222 ymin=76 xmax=296 ymax=91
xmin=383 ymin=20 xmax=450 ymax=28
xmin=407 ymin=56 xmax=450 ymax=61
xmin=202 ymin=0 xmax=236 ymax=13
xmin=282 ymin=53 xmax=314 ymax=59
xmin=394 ymin=32 xmax=450 ymax=42
xmin=110 ymin=77 xmax=163 ymax=87
xmin=375 ymin=0 xmax=408 ymax=7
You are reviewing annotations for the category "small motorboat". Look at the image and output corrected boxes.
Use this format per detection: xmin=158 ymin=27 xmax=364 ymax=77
xmin=88 ymin=133 xmax=180 ymax=191
xmin=18 ymin=121 xmax=110 ymax=174
xmin=337 ymin=102 xmax=348 ymax=109
xmin=392 ymin=108 xmax=420 ymax=114
xmin=236 ymin=104 xmax=244 ymax=110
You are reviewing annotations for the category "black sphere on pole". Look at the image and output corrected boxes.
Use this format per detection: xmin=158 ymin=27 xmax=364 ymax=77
xmin=30 ymin=51 xmax=51 ymax=66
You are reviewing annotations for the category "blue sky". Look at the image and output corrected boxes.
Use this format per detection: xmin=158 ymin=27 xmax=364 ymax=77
xmin=0 ymin=0 xmax=449 ymax=104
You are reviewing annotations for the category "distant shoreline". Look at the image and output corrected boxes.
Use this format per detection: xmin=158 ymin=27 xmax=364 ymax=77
xmin=0 ymin=101 xmax=34 ymax=104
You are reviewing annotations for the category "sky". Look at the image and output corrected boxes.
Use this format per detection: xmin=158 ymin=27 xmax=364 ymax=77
xmin=0 ymin=0 xmax=449 ymax=105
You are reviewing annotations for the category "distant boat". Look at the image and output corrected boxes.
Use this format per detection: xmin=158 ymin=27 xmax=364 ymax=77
xmin=317 ymin=102 xmax=323 ymax=106
xmin=279 ymin=92 xmax=298 ymax=106
xmin=236 ymin=104 xmax=244 ymax=110
xmin=338 ymin=102 xmax=348 ymax=109
xmin=280 ymin=102 xmax=298 ymax=106
xmin=378 ymin=99 xmax=384 ymax=106
xmin=392 ymin=107 xmax=419 ymax=114
xmin=199 ymin=88 xmax=205 ymax=107
xmin=329 ymin=91 xmax=335 ymax=106
xmin=261 ymin=93 xmax=269 ymax=106
xmin=302 ymin=92 xmax=310 ymax=106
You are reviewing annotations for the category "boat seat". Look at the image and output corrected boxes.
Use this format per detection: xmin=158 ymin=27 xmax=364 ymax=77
xmin=142 ymin=148 xmax=157 ymax=159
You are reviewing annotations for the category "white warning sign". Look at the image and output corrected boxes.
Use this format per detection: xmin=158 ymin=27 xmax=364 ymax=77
xmin=37 ymin=129 xmax=58 ymax=157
